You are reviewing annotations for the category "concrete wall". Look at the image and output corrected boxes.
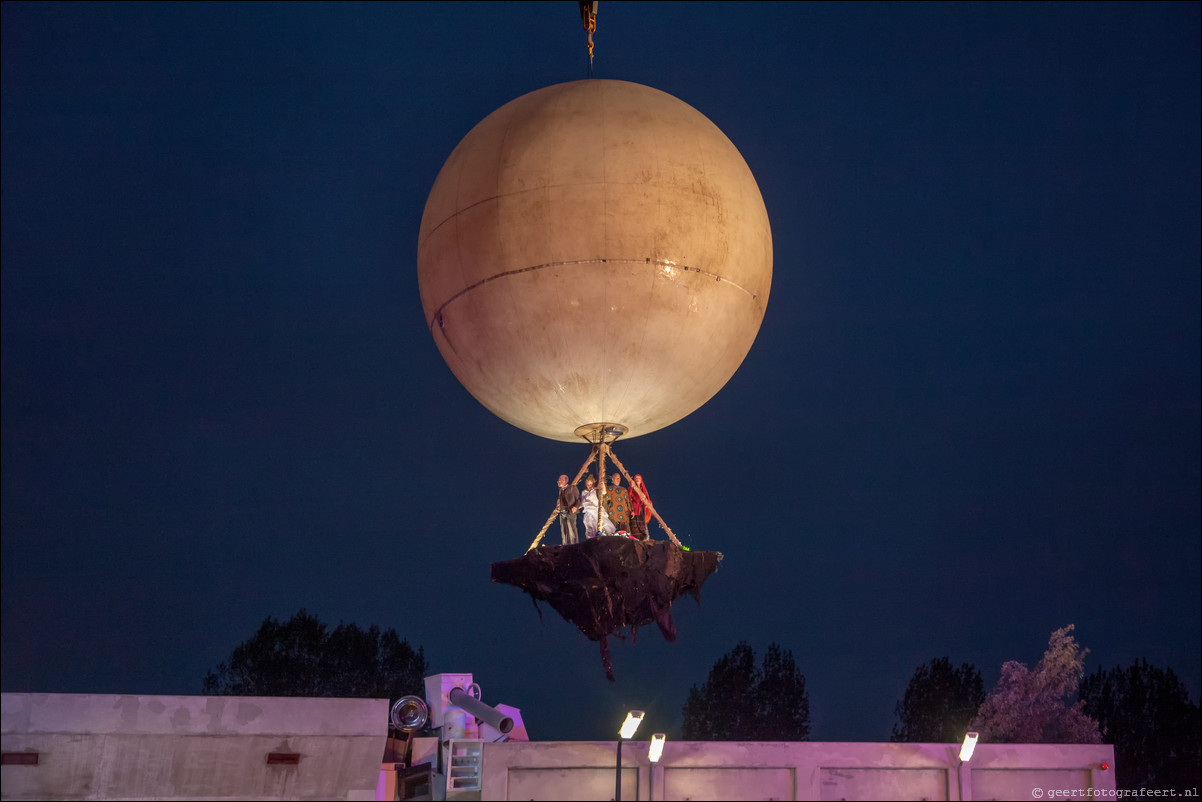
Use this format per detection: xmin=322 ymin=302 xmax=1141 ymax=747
xmin=0 ymin=693 xmax=388 ymax=801
xmin=1 ymin=694 xmax=1117 ymax=802
xmin=478 ymin=740 xmax=1116 ymax=801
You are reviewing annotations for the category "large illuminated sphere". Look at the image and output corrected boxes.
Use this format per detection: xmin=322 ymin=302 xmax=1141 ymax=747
xmin=417 ymin=79 xmax=772 ymax=442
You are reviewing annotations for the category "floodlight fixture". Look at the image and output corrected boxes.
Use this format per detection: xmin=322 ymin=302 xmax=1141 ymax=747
xmin=390 ymin=696 xmax=429 ymax=732
xmin=960 ymin=732 xmax=979 ymax=763
xmin=619 ymin=710 xmax=645 ymax=740
xmin=648 ymin=733 xmax=666 ymax=763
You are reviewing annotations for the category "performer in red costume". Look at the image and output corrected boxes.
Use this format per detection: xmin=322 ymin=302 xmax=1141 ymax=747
xmin=629 ymin=474 xmax=653 ymax=540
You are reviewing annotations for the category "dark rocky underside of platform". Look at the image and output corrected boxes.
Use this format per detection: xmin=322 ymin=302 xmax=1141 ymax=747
xmin=491 ymin=537 xmax=722 ymax=680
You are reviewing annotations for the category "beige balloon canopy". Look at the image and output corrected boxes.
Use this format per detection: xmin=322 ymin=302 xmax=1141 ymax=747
xmin=417 ymin=79 xmax=772 ymax=442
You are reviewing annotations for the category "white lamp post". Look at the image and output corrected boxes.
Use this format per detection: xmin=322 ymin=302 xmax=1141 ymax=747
xmin=615 ymin=711 xmax=644 ymax=802
xmin=648 ymin=733 xmax=666 ymax=801
xmin=957 ymin=731 xmax=979 ymax=800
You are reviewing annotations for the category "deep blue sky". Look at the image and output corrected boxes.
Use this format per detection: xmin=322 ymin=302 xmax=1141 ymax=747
xmin=3 ymin=2 xmax=1199 ymax=743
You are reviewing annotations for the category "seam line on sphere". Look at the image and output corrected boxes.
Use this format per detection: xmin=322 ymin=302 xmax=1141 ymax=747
xmin=429 ymin=258 xmax=757 ymax=331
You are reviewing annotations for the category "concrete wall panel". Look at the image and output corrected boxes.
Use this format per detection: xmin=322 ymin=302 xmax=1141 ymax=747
xmin=506 ymin=767 xmax=640 ymax=802
xmin=819 ymin=767 xmax=947 ymax=801
xmin=664 ymin=766 xmax=796 ymax=801
xmin=1 ymin=693 xmax=387 ymax=801
xmin=971 ymin=769 xmax=1092 ymax=801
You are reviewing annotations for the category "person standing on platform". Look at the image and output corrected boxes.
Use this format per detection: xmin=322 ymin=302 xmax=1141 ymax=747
xmin=556 ymin=474 xmax=581 ymax=545
xmin=601 ymin=472 xmax=631 ymax=535
xmin=629 ymin=474 xmax=653 ymax=540
xmin=581 ymin=474 xmax=608 ymax=538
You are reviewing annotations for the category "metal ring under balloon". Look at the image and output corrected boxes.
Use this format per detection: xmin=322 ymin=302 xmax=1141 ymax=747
xmin=575 ymin=423 xmax=627 ymax=444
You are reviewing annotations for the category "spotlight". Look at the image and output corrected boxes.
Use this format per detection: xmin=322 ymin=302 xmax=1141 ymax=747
xmin=959 ymin=732 xmax=979 ymax=763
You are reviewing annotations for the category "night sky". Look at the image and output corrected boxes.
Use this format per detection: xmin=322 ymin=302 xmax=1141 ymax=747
xmin=3 ymin=2 xmax=1198 ymax=743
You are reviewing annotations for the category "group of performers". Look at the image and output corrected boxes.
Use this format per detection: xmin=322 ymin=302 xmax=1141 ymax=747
xmin=555 ymin=471 xmax=654 ymax=545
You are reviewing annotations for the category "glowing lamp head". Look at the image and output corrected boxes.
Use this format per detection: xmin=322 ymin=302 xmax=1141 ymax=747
xmin=648 ymin=733 xmax=666 ymax=763
xmin=959 ymin=732 xmax=979 ymax=762
xmin=619 ymin=711 xmax=645 ymax=740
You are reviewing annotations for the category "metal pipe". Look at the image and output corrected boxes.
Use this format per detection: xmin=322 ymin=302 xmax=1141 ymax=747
xmin=448 ymin=687 xmax=514 ymax=734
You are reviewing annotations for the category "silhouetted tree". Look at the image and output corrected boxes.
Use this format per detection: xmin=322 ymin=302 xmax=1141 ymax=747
xmin=971 ymin=625 xmax=1101 ymax=744
xmin=1080 ymin=659 xmax=1201 ymax=791
xmin=202 ymin=609 xmax=428 ymax=706
xmin=682 ymin=642 xmax=810 ymax=740
xmin=891 ymin=657 xmax=985 ymax=742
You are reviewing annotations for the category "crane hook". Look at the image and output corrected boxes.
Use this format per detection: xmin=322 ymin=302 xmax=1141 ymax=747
xmin=579 ymin=1 xmax=597 ymax=76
